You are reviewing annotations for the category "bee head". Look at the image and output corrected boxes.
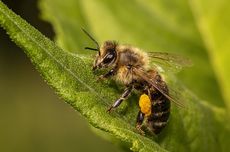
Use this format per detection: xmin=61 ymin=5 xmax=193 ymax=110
xmin=93 ymin=41 xmax=117 ymax=70
xmin=82 ymin=28 xmax=117 ymax=70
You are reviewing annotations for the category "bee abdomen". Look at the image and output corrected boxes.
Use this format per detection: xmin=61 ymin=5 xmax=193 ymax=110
xmin=150 ymin=121 xmax=168 ymax=134
xmin=152 ymin=98 xmax=170 ymax=113
xmin=148 ymin=97 xmax=170 ymax=134
xmin=151 ymin=110 xmax=170 ymax=122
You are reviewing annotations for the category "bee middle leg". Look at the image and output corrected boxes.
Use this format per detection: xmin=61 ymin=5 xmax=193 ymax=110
xmin=107 ymin=86 xmax=133 ymax=112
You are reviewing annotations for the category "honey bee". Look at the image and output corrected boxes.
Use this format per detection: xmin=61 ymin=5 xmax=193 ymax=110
xmin=82 ymin=29 xmax=191 ymax=135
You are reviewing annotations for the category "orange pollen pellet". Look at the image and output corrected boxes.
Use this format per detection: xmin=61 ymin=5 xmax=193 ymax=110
xmin=139 ymin=94 xmax=151 ymax=116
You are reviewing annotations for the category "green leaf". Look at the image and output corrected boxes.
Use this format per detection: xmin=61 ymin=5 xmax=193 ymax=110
xmin=189 ymin=0 xmax=230 ymax=112
xmin=0 ymin=1 xmax=230 ymax=152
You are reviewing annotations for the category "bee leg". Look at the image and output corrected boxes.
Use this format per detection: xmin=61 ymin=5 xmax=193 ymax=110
xmin=97 ymin=68 xmax=117 ymax=81
xmin=107 ymin=86 xmax=132 ymax=112
xmin=136 ymin=111 xmax=145 ymax=135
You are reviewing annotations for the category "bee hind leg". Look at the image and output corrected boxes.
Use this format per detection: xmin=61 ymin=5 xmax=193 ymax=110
xmin=107 ymin=86 xmax=132 ymax=112
xmin=136 ymin=111 xmax=145 ymax=135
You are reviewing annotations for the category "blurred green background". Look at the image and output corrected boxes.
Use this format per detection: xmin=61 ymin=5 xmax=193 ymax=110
xmin=1 ymin=0 xmax=230 ymax=151
xmin=0 ymin=0 xmax=120 ymax=152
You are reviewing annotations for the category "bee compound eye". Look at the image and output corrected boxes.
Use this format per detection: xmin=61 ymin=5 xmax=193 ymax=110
xmin=103 ymin=52 xmax=115 ymax=64
xmin=126 ymin=64 xmax=132 ymax=69
xmin=107 ymin=54 xmax=113 ymax=59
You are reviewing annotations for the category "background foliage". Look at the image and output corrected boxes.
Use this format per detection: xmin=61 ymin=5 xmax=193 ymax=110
xmin=0 ymin=0 xmax=230 ymax=151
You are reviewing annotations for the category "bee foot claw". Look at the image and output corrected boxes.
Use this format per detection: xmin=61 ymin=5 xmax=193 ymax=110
xmin=107 ymin=107 xmax=113 ymax=113
xmin=136 ymin=125 xmax=145 ymax=135
xmin=97 ymin=75 xmax=105 ymax=82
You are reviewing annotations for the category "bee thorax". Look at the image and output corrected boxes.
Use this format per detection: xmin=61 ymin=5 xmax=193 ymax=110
xmin=115 ymin=65 xmax=135 ymax=85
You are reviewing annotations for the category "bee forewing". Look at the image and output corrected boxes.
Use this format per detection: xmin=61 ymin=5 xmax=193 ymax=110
xmin=148 ymin=52 xmax=192 ymax=73
xmin=133 ymin=68 xmax=186 ymax=108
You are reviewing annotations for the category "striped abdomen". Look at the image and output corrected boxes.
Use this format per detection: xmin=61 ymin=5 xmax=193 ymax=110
xmin=148 ymin=91 xmax=170 ymax=134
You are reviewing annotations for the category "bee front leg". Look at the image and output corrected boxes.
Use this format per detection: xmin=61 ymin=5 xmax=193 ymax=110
xmin=97 ymin=67 xmax=117 ymax=81
xmin=107 ymin=86 xmax=133 ymax=112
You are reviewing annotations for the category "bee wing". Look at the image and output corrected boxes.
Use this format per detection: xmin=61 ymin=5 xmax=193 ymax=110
xmin=147 ymin=52 xmax=192 ymax=73
xmin=133 ymin=67 xmax=185 ymax=108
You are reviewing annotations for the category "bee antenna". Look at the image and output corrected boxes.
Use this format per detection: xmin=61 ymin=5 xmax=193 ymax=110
xmin=84 ymin=47 xmax=98 ymax=51
xmin=81 ymin=28 xmax=100 ymax=55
